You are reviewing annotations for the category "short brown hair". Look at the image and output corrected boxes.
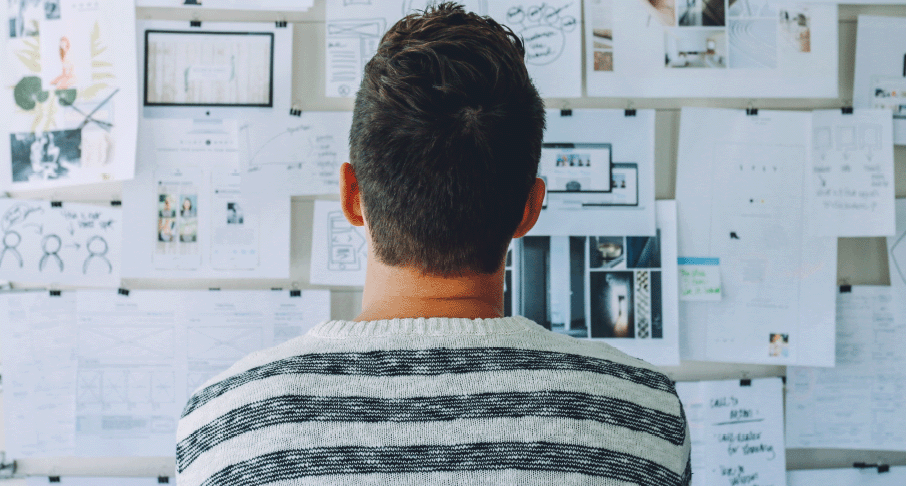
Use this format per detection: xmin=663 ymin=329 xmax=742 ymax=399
xmin=349 ymin=2 xmax=545 ymax=275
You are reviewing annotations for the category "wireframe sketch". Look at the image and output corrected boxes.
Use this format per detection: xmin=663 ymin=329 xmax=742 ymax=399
xmin=187 ymin=326 xmax=263 ymax=361
xmin=78 ymin=326 xmax=176 ymax=360
xmin=77 ymin=370 xmax=175 ymax=405
xmin=677 ymin=0 xmax=724 ymax=27
xmin=504 ymin=3 xmax=577 ymax=66
xmin=891 ymin=229 xmax=906 ymax=287
xmin=665 ymin=28 xmax=726 ymax=68
xmin=145 ymin=31 xmax=274 ymax=105
xmin=328 ymin=210 xmax=367 ymax=271
xmin=728 ymin=19 xmax=777 ymax=68
xmin=10 ymin=130 xmax=82 ymax=182
xmin=326 ymin=18 xmax=386 ymax=97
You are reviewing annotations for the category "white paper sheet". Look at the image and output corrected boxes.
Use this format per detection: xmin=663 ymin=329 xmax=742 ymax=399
xmin=0 ymin=291 xmax=77 ymax=459
xmin=854 ymin=16 xmax=906 ymax=145
xmin=530 ymin=109 xmax=656 ymax=237
xmin=136 ymin=20 xmax=292 ymax=119
xmin=786 ymin=286 xmax=906 ymax=451
xmin=325 ymin=0 xmax=487 ymax=98
xmin=0 ymin=199 xmax=122 ymax=287
xmin=888 ymin=199 xmax=906 ymax=292
xmin=515 ymin=200 xmax=680 ymax=366
xmin=1 ymin=289 xmax=331 ymax=458
xmin=584 ymin=0 xmax=838 ymax=98
xmin=136 ymin=0 xmax=313 ymax=11
xmin=238 ymin=112 xmax=352 ymax=197
xmin=677 ymin=108 xmax=837 ymax=366
xmin=788 ymin=466 xmax=906 ymax=486
xmin=1 ymin=0 xmax=138 ymax=190
xmin=676 ymin=378 xmax=786 ymax=486
xmin=121 ymin=119 xmax=290 ymax=279
xmin=26 ymin=478 xmax=168 ymax=486
xmin=809 ymin=109 xmax=895 ymax=237
xmin=484 ymin=1 xmax=581 ymax=98
xmin=310 ymin=200 xmax=368 ymax=287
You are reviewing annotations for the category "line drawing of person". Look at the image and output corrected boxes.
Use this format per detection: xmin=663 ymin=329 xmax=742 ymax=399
xmin=39 ymin=234 xmax=64 ymax=272
xmin=51 ymin=36 xmax=76 ymax=89
xmin=83 ymin=235 xmax=112 ymax=274
xmin=0 ymin=231 xmax=24 ymax=268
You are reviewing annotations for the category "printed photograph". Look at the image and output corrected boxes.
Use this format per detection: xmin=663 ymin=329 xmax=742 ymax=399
xmin=227 ymin=202 xmax=244 ymax=225
xmin=44 ymin=0 xmax=59 ymax=19
xmin=179 ymin=217 xmax=197 ymax=243
xmin=158 ymin=217 xmax=175 ymax=243
xmin=677 ymin=0 xmax=725 ymax=27
xmin=779 ymin=7 xmax=810 ymax=53
xmin=590 ymin=271 xmax=634 ymax=338
xmin=589 ymin=0 xmax=614 ymax=71
xmin=158 ymin=193 xmax=176 ymax=218
xmin=728 ymin=0 xmax=777 ymax=18
xmin=521 ymin=236 xmax=589 ymax=338
xmin=10 ymin=129 xmax=82 ymax=182
xmin=627 ymin=232 xmax=661 ymax=269
xmin=8 ymin=0 xmax=43 ymax=37
xmin=665 ymin=28 xmax=727 ymax=68
xmin=180 ymin=195 xmax=197 ymax=218
xmin=769 ymin=333 xmax=789 ymax=357
xmin=728 ymin=19 xmax=777 ymax=68
xmin=179 ymin=191 xmax=198 ymax=243
xmin=589 ymin=236 xmax=625 ymax=270
xmin=647 ymin=0 xmax=676 ymax=27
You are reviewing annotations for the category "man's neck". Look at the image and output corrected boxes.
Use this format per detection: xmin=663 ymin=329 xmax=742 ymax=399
xmin=356 ymin=257 xmax=505 ymax=322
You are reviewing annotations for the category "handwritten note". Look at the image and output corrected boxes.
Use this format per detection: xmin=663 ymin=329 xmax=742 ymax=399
xmin=676 ymin=378 xmax=786 ymax=486
xmin=810 ymin=109 xmax=895 ymax=236
xmin=678 ymin=257 xmax=721 ymax=301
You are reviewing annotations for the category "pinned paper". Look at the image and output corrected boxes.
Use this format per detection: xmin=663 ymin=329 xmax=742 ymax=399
xmin=678 ymin=257 xmax=721 ymax=301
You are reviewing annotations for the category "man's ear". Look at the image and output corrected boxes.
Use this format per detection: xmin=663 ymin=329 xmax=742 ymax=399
xmin=512 ymin=177 xmax=546 ymax=239
xmin=340 ymin=162 xmax=365 ymax=227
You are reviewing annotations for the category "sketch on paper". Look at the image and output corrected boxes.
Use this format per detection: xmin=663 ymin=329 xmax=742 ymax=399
xmin=78 ymin=326 xmax=176 ymax=360
xmin=0 ymin=199 xmax=122 ymax=286
xmin=325 ymin=18 xmax=386 ymax=97
xmin=187 ymin=326 xmax=264 ymax=361
xmin=311 ymin=200 xmax=368 ymax=285
xmin=77 ymin=370 xmax=175 ymax=406
xmin=503 ymin=3 xmax=577 ymax=66
xmin=327 ymin=210 xmax=366 ymax=271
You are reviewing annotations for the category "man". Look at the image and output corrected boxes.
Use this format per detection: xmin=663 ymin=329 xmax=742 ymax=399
xmin=176 ymin=4 xmax=690 ymax=485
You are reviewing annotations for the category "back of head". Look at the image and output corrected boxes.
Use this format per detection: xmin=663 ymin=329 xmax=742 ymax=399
xmin=350 ymin=2 xmax=546 ymax=276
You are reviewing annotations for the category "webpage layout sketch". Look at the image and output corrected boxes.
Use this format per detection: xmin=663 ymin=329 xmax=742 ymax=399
xmin=854 ymin=16 xmax=906 ymax=145
xmin=787 ymin=286 xmax=906 ymax=451
xmin=583 ymin=0 xmax=838 ymax=98
xmin=2 ymin=0 xmax=138 ymax=190
xmin=310 ymin=200 xmax=368 ymax=286
xmin=888 ymin=199 xmax=906 ymax=292
xmin=676 ymin=108 xmax=837 ymax=366
xmin=515 ymin=200 xmax=680 ymax=366
xmin=138 ymin=20 xmax=292 ymax=118
xmin=135 ymin=0 xmax=314 ymax=11
xmin=325 ymin=0 xmax=487 ymax=98
xmin=239 ymin=112 xmax=353 ymax=197
xmin=0 ymin=199 xmax=122 ymax=287
xmin=530 ymin=109 xmax=655 ymax=237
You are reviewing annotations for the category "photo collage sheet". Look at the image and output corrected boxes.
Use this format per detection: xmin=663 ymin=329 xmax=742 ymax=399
xmin=584 ymin=0 xmax=838 ymax=97
xmin=3 ymin=0 xmax=138 ymax=190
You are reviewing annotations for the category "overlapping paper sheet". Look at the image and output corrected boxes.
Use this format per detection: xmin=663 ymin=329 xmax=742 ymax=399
xmin=677 ymin=108 xmax=838 ymax=366
xmin=584 ymin=0 xmax=837 ymax=98
xmin=515 ymin=200 xmax=679 ymax=365
xmin=530 ymin=109 xmax=656 ymax=237
xmin=325 ymin=0 xmax=581 ymax=98
xmin=856 ymin=16 xmax=906 ymax=145
xmin=0 ymin=289 xmax=330 ymax=458
xmin=788 ymin=466 xmax=906 ymax=486
xmin=786 ymin=285 xmax=906 ymax=451
xmin=0 ymin=199 xmax=121 ymax=287
xmin=121 ymin=119 xmax=290 ymax=279
xmin=676 ymin=378 xmax=786 ymax=486
xmin=2 ymin=0 xmax=138 ymax=190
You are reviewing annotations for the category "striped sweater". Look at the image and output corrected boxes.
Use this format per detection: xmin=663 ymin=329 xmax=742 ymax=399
xmin=176 ymin=316 xmax=691 ymax=486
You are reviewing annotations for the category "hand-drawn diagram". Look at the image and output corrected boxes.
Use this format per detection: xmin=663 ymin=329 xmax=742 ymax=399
xmin=325 ymin=18 xmax=386 ymax=97
xmin=503 ymin=3 xmax=577 ymax=66
xmin=78 ymin=326 xmax=175 ymax=361
xmin=328 ymin=210 xmax=367 ymax=271
xmin=187 ymin=326 xmax=263 ymax=361
xmin=0 ymin=199 xmax=121 ymax=285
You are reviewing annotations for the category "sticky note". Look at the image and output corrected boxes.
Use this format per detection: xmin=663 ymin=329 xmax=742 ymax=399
xmin=678 ymin=257 xmax=721 ymax=301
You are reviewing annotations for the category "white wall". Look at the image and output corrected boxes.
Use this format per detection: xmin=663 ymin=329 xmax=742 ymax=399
xmin=3 ymin=2 xmax=905 ymax=480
